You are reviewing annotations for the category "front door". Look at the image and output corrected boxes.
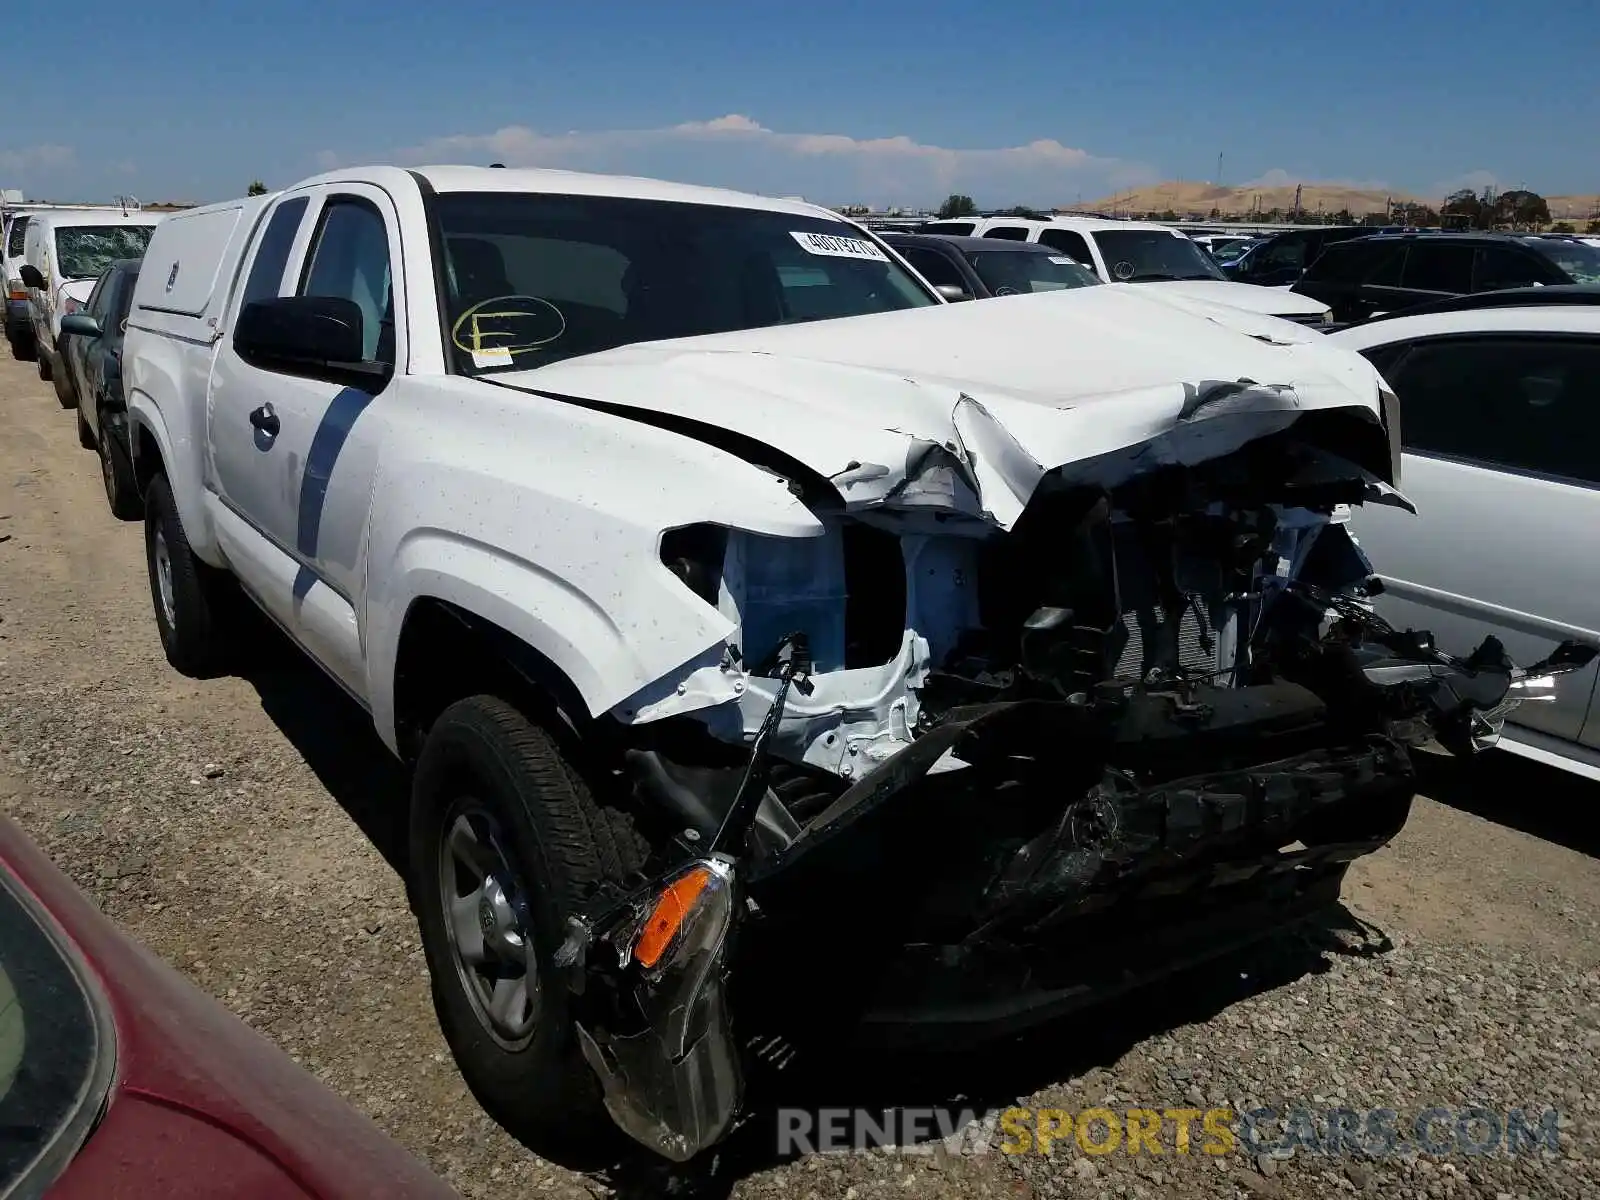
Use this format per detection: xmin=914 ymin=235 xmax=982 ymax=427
xmin=207 ymin=185 xmax=401 ymax=689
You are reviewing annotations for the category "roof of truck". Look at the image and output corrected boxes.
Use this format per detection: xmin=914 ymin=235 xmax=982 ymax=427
xmin=408 ymin=165 xmax=840 ymax=221
xmin=27 ymin=208 xmax=163 ymax=229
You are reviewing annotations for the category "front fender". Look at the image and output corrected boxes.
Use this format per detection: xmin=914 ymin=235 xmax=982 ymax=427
xmin=364 ymin=531 xmax=738 ymax=754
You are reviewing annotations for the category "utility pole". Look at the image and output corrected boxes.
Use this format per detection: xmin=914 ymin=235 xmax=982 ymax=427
xmin=1216 ymin=152 xmax=1223 ymax=187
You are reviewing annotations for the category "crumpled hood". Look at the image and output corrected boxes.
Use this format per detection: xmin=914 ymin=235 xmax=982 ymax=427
xmin=1135 ymin=278 xmax=1330 ymax=318
xmin=497 ymin=283 xmax=1390 ymax=529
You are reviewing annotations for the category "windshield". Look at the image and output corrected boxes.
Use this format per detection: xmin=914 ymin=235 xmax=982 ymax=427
xmin=54 ymin=226 xmax=155 ymax=280
xmin=432 ymin=193 xmax=936 ymax=374
xmin=1093 ymin=230 xmax=1227 ymax=282
xmin=0 ymin=864 xmax=116 ymax=1195
xmin=6 ymin=216 xmax=27 ymax=259
xmin=965 ymin=249 xmax=1100 ymax=296
xmin=1535 ymin=240 xmax=1600 ymax=283
xmin=1209 ymin=239 xmax=1255 ymax=263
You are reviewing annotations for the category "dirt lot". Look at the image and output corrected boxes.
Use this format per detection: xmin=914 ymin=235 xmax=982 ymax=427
xmin=3 ymin=352 xmax=1600 ymax=1199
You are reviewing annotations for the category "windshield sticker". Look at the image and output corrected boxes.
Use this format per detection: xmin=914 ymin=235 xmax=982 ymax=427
xmin=1047 ymin=256 xmax=1076 ymax=265
xmin=790 ymin=231 xmax=888 ymax=262
xmin=1112 ymin=260 xmax=1137 ymax=280
xmin=470 ymin=347 xmax=514 ymax=368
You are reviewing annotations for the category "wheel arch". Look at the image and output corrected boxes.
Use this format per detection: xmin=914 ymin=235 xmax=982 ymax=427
xmin=385 ymin=595 xmax=602 ymax=765
xmin=125 ymin=382 xmax=223 ymax=563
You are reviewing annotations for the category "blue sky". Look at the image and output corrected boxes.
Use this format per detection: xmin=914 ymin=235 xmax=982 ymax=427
xmin=5 ymin=0 xmax=1596 ymax=208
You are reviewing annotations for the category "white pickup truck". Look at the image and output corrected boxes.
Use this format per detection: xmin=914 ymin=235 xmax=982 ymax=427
xmin=123 ymin=165 xmax=1589 ymax=1163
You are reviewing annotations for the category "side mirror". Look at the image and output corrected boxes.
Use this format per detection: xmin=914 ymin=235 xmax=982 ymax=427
xmin=60 ymin=313 xmax=101 ymax=339
xmin=934 ymin=284 xmax=972 ymax=302
xmin=234 ymin=295 xmax=389 ymax=388
xmin=19 ymin=264 xmax=44 ymax=290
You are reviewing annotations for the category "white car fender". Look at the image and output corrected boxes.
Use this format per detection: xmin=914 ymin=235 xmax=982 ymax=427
xmin=359 ymin=389 xmax=826 ymax=747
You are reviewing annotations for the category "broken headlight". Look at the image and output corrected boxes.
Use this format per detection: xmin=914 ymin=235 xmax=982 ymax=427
xmin=574 ymin=859 xmax=744 ymax=1162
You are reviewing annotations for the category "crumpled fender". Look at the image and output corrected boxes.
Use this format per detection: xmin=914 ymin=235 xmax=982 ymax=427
xmin=359 ymin=387 xmax=826 ymax=746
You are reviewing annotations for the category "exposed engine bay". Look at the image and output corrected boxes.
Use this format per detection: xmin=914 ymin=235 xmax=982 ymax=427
xmin=555 ymin=411 xmax=1595 ymax=1163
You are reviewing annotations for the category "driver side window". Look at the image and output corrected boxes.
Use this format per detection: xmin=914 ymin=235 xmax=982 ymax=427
xmin=300 ymin=198 xmax=393 ymax=364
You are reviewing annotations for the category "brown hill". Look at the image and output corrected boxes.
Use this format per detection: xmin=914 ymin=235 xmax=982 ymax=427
xmin=1547 ymin=194 xmax=1600 ymax=220
xmin=1080 ymin=180 xmax=1425 ymax=217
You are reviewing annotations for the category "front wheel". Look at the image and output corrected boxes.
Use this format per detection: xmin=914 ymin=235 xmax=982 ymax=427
xmin=143 ymin=473 xmax=231 ymax=675
xmin=409 ymin=695 xmax=647 ymax=1158
xmin=36 ymin=350 xmax=51 ymax=382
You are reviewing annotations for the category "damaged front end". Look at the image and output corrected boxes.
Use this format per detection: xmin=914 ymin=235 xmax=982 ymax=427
xmin=557 ymin=388 xmax=1595 ymax=1162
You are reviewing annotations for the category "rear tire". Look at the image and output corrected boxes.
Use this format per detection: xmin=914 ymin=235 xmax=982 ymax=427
xmin=143 ymin=473 xmax=231 ymax=675
xmin=100 ymin=422 xmax=142 ymax=520
xmin=410 ymin=694 xmax=648 ymax=1159
xmin=7 ymin=332 xmax=33 ymax=362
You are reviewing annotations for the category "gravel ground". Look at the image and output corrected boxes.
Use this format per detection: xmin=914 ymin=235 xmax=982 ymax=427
xmin=3 ymin=353 xmax=1599 ymax=1199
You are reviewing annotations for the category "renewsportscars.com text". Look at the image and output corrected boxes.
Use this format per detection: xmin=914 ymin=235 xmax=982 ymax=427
xmin=776 ymin=1105 xmax=1563 ymax=1159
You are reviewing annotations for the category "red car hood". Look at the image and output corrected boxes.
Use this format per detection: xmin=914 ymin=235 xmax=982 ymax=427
xmin=1 ymin=817 xmax=459 ymax=1199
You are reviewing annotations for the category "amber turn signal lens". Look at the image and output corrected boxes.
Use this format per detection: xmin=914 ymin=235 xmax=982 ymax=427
xmin=633 ymin=866 xmax=713 ymax=968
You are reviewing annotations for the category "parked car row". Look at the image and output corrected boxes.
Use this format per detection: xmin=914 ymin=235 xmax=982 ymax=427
xmin=1 ymin=204 xmax=159 ymax=517
xmin=916 ymin=214 xmax=1337 ymax=324
xmin=9 ymin=163 xmax=1595 ymax=1178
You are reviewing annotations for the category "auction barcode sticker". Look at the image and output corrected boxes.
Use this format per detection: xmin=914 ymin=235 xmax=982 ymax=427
xmin=791 ymin=231 xmax=888 ymax=261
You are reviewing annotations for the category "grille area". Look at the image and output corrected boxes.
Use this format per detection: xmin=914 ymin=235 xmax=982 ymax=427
xmin=1113 ymin=604 xmax=1219 ymax=681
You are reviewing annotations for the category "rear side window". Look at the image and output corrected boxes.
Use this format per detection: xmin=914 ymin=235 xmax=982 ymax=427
xmin=6 ymin=217 xmax=26 ymax=259
xmin=1399 ymin=243 xmax=1472 ymax=293
xmin=922 ymin=221 xmax=975 ymax=236
xmin=899 ymin=246 xmax=967 ymax=291
xmin=1305 ymin=240 xmax=1403 ymax=284
xmin=1385 ymin=335 xmax=1600 ymax=485
xmin=981 ymin=226 xmax=1031 ymax=241
xmin=1254 ymin=234 xmax=1310 ymax=272
xmin=1036 ymin=227 xmax=1093 ymax=264
xmin=239 ymin=196 xmax=310 ymax=308
xmin=1472 ymin=245 xmax=1550 ymax=292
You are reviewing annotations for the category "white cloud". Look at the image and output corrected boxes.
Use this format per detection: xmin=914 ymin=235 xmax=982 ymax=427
xmin=313 ymin=149 xmax=342 ymax=170
xmin=398 ymin=114 xmax=1156 ymax=208
xmin=0 ymin=144 xmax=74 ymax=173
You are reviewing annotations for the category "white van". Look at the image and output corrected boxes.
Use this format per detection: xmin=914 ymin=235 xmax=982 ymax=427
xmin=21 ymin=209 xmax=163 ymax=397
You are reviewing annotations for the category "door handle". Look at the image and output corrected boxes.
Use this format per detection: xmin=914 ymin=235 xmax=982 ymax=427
xmin=249 ymin=403 xmax=280 ymax=438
